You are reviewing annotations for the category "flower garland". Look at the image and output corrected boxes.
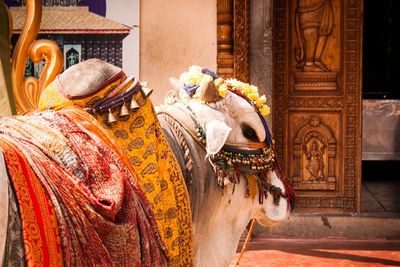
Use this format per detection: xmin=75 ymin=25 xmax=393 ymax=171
xmin=179 ymin=65 xmax=271 ymax=117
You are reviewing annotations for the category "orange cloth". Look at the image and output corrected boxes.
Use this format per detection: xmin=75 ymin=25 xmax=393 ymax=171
xmin=0 ymin=138 xmax=63 ymax=267
xmin=40 ymin=80 xmax=194 ymax=266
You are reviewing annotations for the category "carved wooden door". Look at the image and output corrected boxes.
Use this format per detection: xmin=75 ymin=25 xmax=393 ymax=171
xmin=273 ymin=0 xmax=363 ymax=212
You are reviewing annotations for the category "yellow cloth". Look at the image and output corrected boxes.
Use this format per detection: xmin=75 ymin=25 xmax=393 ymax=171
xmin=39 ymin=81 xmax=194 ymax=266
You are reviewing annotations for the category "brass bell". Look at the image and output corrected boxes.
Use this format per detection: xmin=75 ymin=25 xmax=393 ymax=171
xmin=140 ymin=81 xmax=153 ymax=98
xmin=107 ymin=109 xmax=117 ymax=124
xmin=119 ymin=102 xmax=129 ymax=117
xmin=129 ymin=98 xmax=140 ymax=110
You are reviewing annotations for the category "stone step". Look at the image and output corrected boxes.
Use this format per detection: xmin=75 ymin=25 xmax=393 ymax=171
xmin=253 ymin=213 xmax=400 ymax=240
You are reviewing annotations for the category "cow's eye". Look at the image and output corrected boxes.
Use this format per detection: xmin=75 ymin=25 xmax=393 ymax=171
xmin=241 ymin=124 xmax=258 ymax=141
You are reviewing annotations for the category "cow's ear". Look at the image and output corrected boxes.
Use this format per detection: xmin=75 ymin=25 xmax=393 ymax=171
xmin=205 ymin=120 xmax=231 ymax=156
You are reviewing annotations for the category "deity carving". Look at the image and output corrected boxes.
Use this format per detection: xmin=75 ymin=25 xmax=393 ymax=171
xmin=295 ymin=0 xmax=334 ymax=72
xmin=292 ymin=116 xmax=337 ymax=191
xmin=303 ymin=139 xmax=325 ymax=181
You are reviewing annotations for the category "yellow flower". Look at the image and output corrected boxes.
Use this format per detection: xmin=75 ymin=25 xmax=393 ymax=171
xmin=188 ymin=72 xmax=203 ymax=86
xmin=199 ymin=74 xmax=213 ymax=87
xmin=241 ymin=86 xmax=250 ymax=95
xmin=248 ymin=93 xmax=259 ymax=101
xmin=217 ymin=83 xmax=228 ymax=97
xmin=259 ymin=105 xmax=271 ymax=117
xmin=214 ymin=78 xmax=224 ymax=87
xmin=249 ymin=85 xmax=258 ymax=95
xmin=256 ymin=95 xmax=267 ymax=108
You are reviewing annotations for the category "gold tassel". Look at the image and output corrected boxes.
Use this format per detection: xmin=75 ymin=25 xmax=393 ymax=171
xmin=246 ymin=174 xmax=258 ymax=201
xmin=107 ymin=109 xmax=117 ymax=124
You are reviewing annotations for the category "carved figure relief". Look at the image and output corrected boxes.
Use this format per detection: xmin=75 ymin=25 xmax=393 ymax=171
xmin=295 ymin=0 xmax=333 ymax=72
xmin=274 ymin=0 xmax=363 ymax=211
xmin=303 ymin=139 xmax=326 ymax=181
xmin=294 ymin=0 xmax=338 ymax=90
xmin=292 ymin=117 xmax=336 ymax=190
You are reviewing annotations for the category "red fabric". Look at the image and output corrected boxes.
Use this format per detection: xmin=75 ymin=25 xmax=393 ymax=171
xmin=0 ymin=111 xmax=168 ymax=266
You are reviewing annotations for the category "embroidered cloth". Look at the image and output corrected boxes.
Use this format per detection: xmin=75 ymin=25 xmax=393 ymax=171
xmin=0 ymin=109 xmax=168 ymax=266
xmin=39 ymin=60 xmax=193 ymax=266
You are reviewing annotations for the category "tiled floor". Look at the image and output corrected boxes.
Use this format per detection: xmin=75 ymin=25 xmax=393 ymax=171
xmin=233 ymin=165 xmax=400 ymax=266
xmin=234 ymin=239 xmax=400 ymax=266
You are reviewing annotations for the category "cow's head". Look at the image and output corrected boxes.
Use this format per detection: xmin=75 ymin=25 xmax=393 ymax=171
xmin=174 ymin=67 xmax=293 ymax=226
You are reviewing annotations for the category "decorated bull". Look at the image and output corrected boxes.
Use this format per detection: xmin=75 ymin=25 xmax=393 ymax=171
xmin=0 ymin=59 xmax=293 ymax=266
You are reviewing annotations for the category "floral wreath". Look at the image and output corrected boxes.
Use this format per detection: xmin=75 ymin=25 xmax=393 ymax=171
xmin=179 ymin=65 xmax=271 ymax=117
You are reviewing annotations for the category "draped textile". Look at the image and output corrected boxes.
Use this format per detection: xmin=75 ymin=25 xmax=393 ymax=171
xmin=4 ymin=181 xmax=25 ymax=267
xmin=92 ymin=96 xmax=193 ymax=266
xmin=0 ymin=109 xmax=168 ymax=266
xmin=0 ymin=138 xmax=63 ymax=267
xmin=0 ymin=151 xmax=9 ymax=266
xmin=39 ymin=67 xmax=194 ymax=266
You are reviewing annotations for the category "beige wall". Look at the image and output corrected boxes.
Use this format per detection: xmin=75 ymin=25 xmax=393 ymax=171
xmin=140 ymin=0 xmax=217 ymax=104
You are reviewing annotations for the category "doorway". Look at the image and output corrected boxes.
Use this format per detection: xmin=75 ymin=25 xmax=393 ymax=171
xmin=362 ymin=0 xmax=400 ymax=214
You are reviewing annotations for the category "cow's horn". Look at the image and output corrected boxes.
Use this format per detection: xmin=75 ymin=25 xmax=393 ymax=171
xmin=200 ymin=80 xmax=221 ymax=103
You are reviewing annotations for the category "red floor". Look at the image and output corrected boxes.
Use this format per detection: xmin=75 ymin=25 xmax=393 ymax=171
xmin=233 ymin=239 xmax=400 ymax=267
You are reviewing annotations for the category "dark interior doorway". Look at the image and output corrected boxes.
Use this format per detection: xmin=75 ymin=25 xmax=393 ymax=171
xmin=362 ymin=0 xmax=400 ymax=214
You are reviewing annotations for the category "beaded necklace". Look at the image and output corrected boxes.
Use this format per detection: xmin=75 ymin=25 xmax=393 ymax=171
xmin=182 ymin=101 xmax=283 ymax=204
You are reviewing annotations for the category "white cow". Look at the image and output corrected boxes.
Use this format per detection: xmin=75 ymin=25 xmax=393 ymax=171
xmin=158 ymin=79 xmax=292 ymax=266
xmin=0 ymin=69 xmax=292 ymax=267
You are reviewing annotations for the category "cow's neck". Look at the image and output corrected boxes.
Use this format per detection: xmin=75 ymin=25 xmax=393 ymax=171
xmin=193 ymin=182 xmax=253 ymax=267
xmin=158 ymin=108 xmax=255 ymax=267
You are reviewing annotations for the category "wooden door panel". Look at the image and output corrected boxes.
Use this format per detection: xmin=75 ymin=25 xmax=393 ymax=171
xmin=273 ymin=0 xmax=362 ymax=212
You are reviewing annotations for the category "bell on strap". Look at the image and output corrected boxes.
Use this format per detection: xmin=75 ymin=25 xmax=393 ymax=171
xmin=129 ymin=98 xmax=140 ymax=110
xmin=107 ymin=109 xmax=117 ymax=124
xmin=119 ymin=102 xmax=129 ymax=117
xmin=140 ymin=81 xmax=153 ymax=98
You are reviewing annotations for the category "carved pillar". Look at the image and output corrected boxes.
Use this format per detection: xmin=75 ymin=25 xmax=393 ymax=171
xmin=217 ymin=0 xmax=249 ymax=82
xmin=217 ymin=0 xmax=234 ymax=78
xmin=233 ymin=0 xmax=250 ymax=82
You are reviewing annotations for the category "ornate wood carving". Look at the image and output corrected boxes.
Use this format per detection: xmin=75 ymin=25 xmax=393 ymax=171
xmin=11 ymin=0 xmax=63 ymax=114
xmin=292 ymin=116 xmax=338 ymax=191
xmin=273 ymin=0 xmax=363 ymax=212
xmin=233 ymin=0 xmax=250 ymax=82
xmin=217 ymin=0 xmax=249 ymax=82
xmin=217 ymin=0 xmax=234 ymax=78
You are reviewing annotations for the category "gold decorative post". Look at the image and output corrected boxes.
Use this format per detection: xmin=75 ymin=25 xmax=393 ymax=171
xmin=11 ymin=0 xmax=63 ymax=114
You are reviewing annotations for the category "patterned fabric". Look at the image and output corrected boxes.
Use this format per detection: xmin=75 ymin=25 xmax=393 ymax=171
xmin=39 ymin=64 xmax=194 ymax=266
xmin=0 ymin=110 xmax=168 ymax=266
xmin=4 ymin=181 xmax=25 ymax=267
xmin=0 ymin=138 xmax=63 ymax=267
xmin=92 ymin=96 xmax=193 ymax=266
